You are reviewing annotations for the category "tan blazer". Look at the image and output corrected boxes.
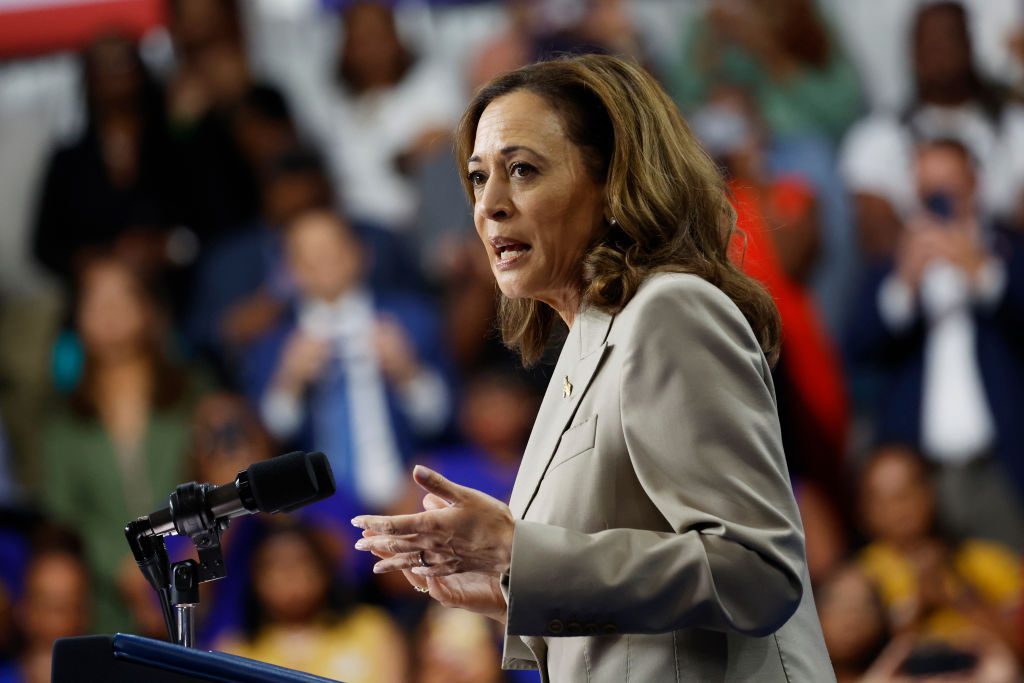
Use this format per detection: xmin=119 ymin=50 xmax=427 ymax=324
xmin=500 ymin=272 xmax=835 ymax=682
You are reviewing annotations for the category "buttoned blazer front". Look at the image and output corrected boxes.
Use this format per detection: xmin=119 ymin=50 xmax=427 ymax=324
xmin=499 ymin=272 xmax=835 ymax=683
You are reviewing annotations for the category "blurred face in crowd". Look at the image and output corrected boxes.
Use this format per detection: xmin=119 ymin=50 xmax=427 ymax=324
xmin=461 ymin=377 xmax=537 ymax=459
xmin=469 ymin=90 xmax=605 ymax=318
xmin=19 ymin=553 xmax=90 ymax=647
xmin=340 ymin=3 xmax=408 ymax=91
xmin=859 ymin=446 xmax=935 ymax=546
xmin=233 ymin=113 xmax=295 ymax=174
xmin=171 ymin=0 xmax=239 ymax=55
xmin=913 ymin=5 xmax=972 ymax=99
xmin=85 ymin=36 xmax=143 ymax=113
xmin=77 ymin=260 xmax=153 ymax=363
xmin=285 ymin=211 xmax=364 ymax=302
xmin=415 ymin=605 xmax=501 ymax=683
xmin=692 ymin=87 xmax=763 ymax=181
xmin=191 ymin=393 xmax=271 ymax=486
xmin=263 ymin=171 xmax=332 ymax=229
xmin=914 ymin=143 xmax=977 ymax=221
xmin=253 ymin=531 xmax=329 ymax=625
xmin=816 ymin=566 xmax=886 ymax=671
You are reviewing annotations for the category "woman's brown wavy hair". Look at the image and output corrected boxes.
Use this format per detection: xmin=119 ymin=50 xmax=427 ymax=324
xmin=454 ymin=54 xmax=780 ymax=366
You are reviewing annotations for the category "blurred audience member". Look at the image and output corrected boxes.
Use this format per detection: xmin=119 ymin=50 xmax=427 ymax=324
xmin=673 ymin=0 xmax=859 ymax=334
xmin=816 ymin=564 xmax=890 ymax=683
xmin=413 ymin=603 xmax=501 ymax=683
xmin=32 ymin=34 xmax=175 ymax=288
xmin=672 ymin=0 xmax=861 ymax=143
xmin=216 ymin=521 xmax=406 ymax=682
xmin=692 ymin=88 xmax=850 ymax=528
xmin=828 ymin=0 xmax=1022 ymax=114
xmin=242 ymin=210 xmax=451 ymax=514
xmin=470 ymin=0 xmax=649 ymax=91
xmin=40 ymin=257 xmax=198 ymax=632
xmin=0 ymin=529 xmax=90 ymax=683
xmin=168 ymin=0 xmax=243 ymax=67
xmin=188 ymin=392 xmax=274 ymax=487
xmin=418 ymin=368 xmax=538 ymax=507
xmin=188 ymin=393 xmax=274 ymax=648
xmin=306 ymin=1 xmax=463 ymax=230
xmin=847 ymin=139 xmax=1024 ymax=549
xmin=116 ymin=392 xmax=279 ymax=647
xmin=229 ymin=84 xmax=302 ymax=187
xmin=187 ymin=147 xmax=332 ymax=382
xmin=842 ymin=1 xmax=1024 ymax=258
xmin=166 ymin=0 xmax=260 ymax=242
xmin=857 ymin=445 xmax=1020 ymax=646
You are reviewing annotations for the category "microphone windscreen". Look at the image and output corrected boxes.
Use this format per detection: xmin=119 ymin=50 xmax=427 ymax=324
xmin=307 ymin=452 xmax=336 ymax=500
xmin=279 ymin=452 xmax=336 ymax=513
xmin=247 ymin=451 xmax=318 ymax=513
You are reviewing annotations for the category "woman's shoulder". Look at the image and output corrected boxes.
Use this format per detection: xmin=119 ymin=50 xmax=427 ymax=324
xmin=620 ymin=272 xmax=748 ymax=330
xmin=612 ymin=271 xmax=764 ymax=361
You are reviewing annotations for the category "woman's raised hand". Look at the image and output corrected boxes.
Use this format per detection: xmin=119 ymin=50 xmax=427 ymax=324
xmin=362 ymin=492 xmax=508 ymax=623
xmin=352 ymin=466 xmax=515 ymax=577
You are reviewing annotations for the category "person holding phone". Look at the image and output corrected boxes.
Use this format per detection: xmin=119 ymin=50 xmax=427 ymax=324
xmin=848 ymin=137 xmax=1024 ymax=552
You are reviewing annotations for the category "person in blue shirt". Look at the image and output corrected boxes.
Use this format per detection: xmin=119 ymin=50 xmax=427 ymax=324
xmin=242 ymin=209 xmax=452 ymax=517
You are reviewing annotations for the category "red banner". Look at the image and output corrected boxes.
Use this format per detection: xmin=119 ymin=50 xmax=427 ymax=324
xmin=0 ymin=0 xmax=165 ymax=58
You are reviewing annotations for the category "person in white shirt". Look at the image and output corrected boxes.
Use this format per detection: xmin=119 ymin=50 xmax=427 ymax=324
xmin=303 ymin=2 xmax=464 ymax=231
xmin=847 ymin=138 xmax=1024 ymax=551
xmin=840 ymin=1 xmax=1024 ymax=260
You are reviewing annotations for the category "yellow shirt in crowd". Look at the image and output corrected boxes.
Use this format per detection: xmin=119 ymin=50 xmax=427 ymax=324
xmin=859 ymin=539 xmax=1022 ymax=641
xmin=217 ymin=606 xmax=405 ymax=682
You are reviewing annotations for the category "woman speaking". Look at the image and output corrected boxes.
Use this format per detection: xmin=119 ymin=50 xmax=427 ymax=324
xmin=352 ymin=54 xmax=834 ymax=681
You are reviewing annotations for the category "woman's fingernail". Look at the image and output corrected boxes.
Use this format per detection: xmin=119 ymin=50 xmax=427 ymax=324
xmin=373 ymin=564 xmax=385 ymax=574
xmin=350 ymin=517 xmax=365 ymax=529
xmin=354 ymin=539 xmax=369 ymax=550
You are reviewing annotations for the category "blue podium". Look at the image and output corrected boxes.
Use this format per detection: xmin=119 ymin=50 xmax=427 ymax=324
xmin=51 ymin=633 xmax=344 ymax=682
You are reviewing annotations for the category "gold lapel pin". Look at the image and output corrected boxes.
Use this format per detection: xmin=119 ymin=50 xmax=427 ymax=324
xmin=562 ymin=375 xmax=573 ymax=398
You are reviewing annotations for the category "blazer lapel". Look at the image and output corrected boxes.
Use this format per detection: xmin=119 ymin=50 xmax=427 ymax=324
xmin=509 ymin=307 xmax=613 ymax=518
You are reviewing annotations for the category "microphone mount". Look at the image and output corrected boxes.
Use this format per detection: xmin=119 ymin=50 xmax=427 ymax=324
xmin=125 ymin=482 xmax=231 ymax=648
xmin=123 ymin=451 xmax=335 ymax=648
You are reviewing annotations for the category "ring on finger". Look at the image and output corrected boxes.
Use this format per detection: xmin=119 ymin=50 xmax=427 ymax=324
xmin=418 ymin=550 xmax=429 ymax=568
xmin=414 ymin=584 xmax=430 ymax=593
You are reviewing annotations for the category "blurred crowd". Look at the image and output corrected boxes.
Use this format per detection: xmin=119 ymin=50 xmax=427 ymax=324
xmin=0 ymin=0 xmax=1023 ymax=681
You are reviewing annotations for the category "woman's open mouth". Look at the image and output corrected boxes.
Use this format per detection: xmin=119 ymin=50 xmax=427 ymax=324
xmin=489 ymin=237 xmax=532 ymax=270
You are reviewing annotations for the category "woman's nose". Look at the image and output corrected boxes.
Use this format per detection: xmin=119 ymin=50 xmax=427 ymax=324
xmin=476 ymin=176 xmax=513 ymax=222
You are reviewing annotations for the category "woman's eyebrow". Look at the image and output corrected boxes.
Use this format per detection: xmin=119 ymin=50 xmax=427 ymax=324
xmin=468 ymin=145 xmax=544 ymax=164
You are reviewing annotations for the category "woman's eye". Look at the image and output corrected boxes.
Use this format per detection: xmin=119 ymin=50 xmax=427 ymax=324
xmin=467 ymin=171 xmax=486 ymax=188
xmin=510 ymin=162 xmax=534 ymax=178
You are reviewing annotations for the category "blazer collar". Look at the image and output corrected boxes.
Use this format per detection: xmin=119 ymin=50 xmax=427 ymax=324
xmin=509 ymin=305 xmax=613 ymax=518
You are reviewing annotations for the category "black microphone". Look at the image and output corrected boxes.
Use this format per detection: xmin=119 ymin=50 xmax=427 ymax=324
xmin=137 ymin=451 xmax=336 ymax=538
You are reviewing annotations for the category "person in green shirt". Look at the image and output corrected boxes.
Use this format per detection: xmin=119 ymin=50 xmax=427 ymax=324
xmin=41 ymin=255 xmax=198 ymax=634
xmin=671 ymin=0 xmax=863 ymax=144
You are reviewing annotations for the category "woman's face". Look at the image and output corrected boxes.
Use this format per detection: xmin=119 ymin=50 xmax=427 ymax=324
xmin=914 ymin=7 xmax=971 ymax=93
xmin=341 ymin=4 xmax=406 ymax=90
xmin=78 ymin=262 xmax=150 ymax=361
xmin=859 ymin=447 xmax=934 ymax=545
xmin=21 ymin=553 xmax=90 ymax=646
xmin=253 ymin=532 xmax=328 ymax=625
xmin=469 ymin=90 xmax=606 ymax=320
